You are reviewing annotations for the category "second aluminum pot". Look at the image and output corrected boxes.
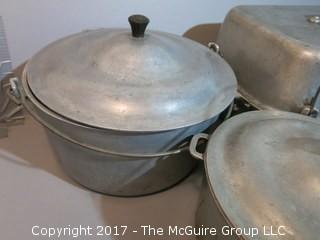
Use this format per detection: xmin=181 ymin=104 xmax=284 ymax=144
xmin=190 ymin=111 xmax=320 ymax=239
xmin=217 ymin=6 xmax=320 ymax=118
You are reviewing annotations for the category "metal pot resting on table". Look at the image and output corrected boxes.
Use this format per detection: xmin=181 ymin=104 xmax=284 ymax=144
xmin=12 ymin=15 xmax=237 ymax=196
xmin=190 ymin=110 xmax=320 ymax=240
xmin=217 ymin=6 xmax=320 ymax=118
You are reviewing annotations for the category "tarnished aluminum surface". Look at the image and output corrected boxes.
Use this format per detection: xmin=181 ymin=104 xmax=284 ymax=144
xmin=25 ymin=23 xmax=237 ymax=132
xmin=19 ymin=65 xmax=217 ymax=196
xmin=22 ymin=90 xmax=215 ymax=196
xmin=217 ymin=6 xmax=320 ymax=117
xmin=204 ymin=111 xmax=320 ymax=240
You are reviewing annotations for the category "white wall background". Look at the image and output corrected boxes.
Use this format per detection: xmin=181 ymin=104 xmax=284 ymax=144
xmin=0 ymin=0 xmax=319 ymax=67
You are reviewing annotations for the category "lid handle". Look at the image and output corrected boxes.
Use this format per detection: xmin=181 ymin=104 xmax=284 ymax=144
xmin=128 ymin=15 xmax=149 ymax=38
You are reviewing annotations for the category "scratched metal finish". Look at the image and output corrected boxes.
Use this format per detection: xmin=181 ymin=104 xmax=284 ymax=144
xmin=203 ymin=111 xmax=320 ymax=240
xmin=218 ymin=6 xmax=320 ymax=115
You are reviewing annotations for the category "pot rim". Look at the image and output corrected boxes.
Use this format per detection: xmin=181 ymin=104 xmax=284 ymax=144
xmin=21 ymin=67 xmax=227 ymax=133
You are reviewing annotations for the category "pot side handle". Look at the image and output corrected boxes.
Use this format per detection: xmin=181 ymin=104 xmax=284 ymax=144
xmin=189 ymin=133 xmax=209 ymax=161
xmin=208 ymin=42 xmax=223 ymax=57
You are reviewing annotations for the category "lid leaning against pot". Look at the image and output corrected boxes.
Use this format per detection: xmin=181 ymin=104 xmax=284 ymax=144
xmin=23 ymin=15 xmax=237 ymax=132
xmin=204 ymin=111 xmax=320 ymax=239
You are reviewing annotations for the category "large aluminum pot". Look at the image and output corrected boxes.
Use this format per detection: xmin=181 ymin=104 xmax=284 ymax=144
xmin=217 ymin=6 xmax=320 ymax=118
xmin=13 ymin=15 xmax=237 ymax=196
xmin=190 ymin=111 xmax=320 ymax=239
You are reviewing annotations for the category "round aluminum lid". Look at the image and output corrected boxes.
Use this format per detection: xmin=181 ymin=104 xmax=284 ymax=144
xmin=206 ymin=111 xmax=320 ymax=240
xmin=25 ymin=17 xmax=237 ymax=132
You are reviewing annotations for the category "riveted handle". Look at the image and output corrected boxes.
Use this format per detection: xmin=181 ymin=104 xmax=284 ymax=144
xmin=9 ymin=77 xmax=21 ymax=98
xmin=302 ymin=86 xmax=320 ymax=118
xmin=208 ymin=42 xmax=223 ymax=57
xmin=128 ymin=15 xmax=149 ymax=38
xmin=308 ymin=15 xmax=320 ymax=24
xmin=189 ymin=133 xmax=209 ymax=161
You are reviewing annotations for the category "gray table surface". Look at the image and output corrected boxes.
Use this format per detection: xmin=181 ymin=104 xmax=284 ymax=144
xmin=0 ymin=113 xmax=204 ymax=240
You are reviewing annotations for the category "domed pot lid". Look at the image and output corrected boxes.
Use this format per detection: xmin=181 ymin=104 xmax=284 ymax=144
xmin=24 ymin=15 xmax=237 ymax=132
xmin=205 ymin=111 xmax=320 ymax=240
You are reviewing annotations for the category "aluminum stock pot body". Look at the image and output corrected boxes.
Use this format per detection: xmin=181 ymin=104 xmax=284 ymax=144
xmin=190 ymin=111 xmax=320 ymax=240
xmin=17 ymin=15 xmax=237 ymax=196
xmin=22 ymin=88 xmax=216 ymax=196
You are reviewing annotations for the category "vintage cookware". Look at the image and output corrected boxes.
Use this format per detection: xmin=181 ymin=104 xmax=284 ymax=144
xmin=217 ymin=6 xmax=320 ymax=118
xmin=12 ymin=15 xmax=237 ymax=196
xmin=190 ymin=110 xmax=320 ymax=239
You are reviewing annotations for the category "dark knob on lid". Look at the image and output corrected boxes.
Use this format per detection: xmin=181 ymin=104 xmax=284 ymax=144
xmin=128 ymin=15 xmax=150 ymax=38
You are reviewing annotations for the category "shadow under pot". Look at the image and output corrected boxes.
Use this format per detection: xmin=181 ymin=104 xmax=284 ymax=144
xmin=190 ymin=110 xmax=320 ymax=240
xmin=15 ymin=15 xmax=237 ymax=197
